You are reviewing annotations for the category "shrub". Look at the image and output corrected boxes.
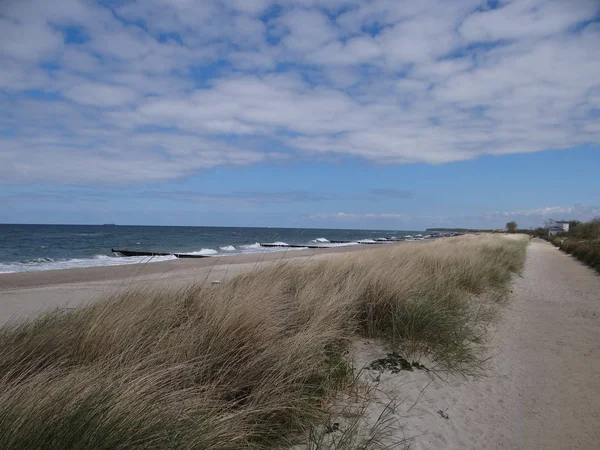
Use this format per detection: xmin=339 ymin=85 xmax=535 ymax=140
xmin=546 ymin=218 xmax=600 ymax=273
xmin=569 ymin=218 xmax=600 ymax=240
xmin=554 ymin=239 xmax=600 ymax=273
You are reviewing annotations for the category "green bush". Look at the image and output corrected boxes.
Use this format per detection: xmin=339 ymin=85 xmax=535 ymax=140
xmin=560 ymin=240 xmax=600 ymax=273
xmin=545 ymin=218 xmax=600 ymax=273
xmin=569 ymin=218 xmax=600 ymax=240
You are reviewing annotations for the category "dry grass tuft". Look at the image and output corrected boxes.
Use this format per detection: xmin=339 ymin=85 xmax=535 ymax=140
xmin=0 ymin=234 xmax=528 ymax=449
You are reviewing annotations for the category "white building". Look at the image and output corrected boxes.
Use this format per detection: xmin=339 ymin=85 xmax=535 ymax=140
xmin=547 ymin=220 xmax=570 ymax=236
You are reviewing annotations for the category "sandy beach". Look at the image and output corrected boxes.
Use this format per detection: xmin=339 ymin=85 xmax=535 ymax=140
xmin=354 ymin=238 xmax=600 ymax=449
xmin=2 ymin=238 xmax=599 ymax=449
xmin=0 ymin=244 xmax=383 ymax=326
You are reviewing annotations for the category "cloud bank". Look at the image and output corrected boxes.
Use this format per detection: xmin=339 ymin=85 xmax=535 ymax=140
xmin=310 ymin=204 xmax=600 ymax=229
xmin=1 ymin=0 xmax=599 ymax=184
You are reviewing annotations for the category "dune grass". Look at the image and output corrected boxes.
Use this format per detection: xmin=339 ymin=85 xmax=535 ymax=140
xmin=0 ymin=234 xmax=528 ymax=449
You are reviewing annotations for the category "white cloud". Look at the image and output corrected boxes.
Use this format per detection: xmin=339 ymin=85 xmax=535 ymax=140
xmin=0 ymin=0 xmax=599 ymax=184
xmin=0 ymin=60 xmax=52 ymax=92
xmin=0 ymin=131 xmax=267 ymax=184
xmin=0 ymin=10 xmax=63 ymax=62
xmin=489 ymin=205 xmax=600 ymax=219
xmin=228 ymin=0 xmax=271 ymax=15
xmin=279 ymin=9 xmax=337 ymax=53
xmin=63 ymin=81 xmax=138 ymax=107
xmin=310 ymin=212 xmax=408 ymax=220
xmin=459 ymin=0 xmax=598 ymax=42
xmin=309 ymin=205 xmax=600 ymax=229
xmin=309 ymin=36 xmax=382 ymax=65
xmin=475 ymin=204 xmax=600 ymax=228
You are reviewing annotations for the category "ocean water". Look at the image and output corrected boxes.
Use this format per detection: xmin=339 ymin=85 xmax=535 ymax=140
xmin=0 ymin=224 xmax=423 ymax=273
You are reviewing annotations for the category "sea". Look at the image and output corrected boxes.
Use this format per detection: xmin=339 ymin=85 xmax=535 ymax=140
xmin=0 ymin=224 xmax=424 ymax=274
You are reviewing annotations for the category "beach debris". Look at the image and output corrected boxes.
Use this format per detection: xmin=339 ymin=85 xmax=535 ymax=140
xmin=437 ymin=409 xmax=449 ymax=419
xmin=368 ymin=352 xmax=429 ymax=374
xmin=211 ymin=280 xmax=222 ymax=284
xmin=325 ymin=422 xmax=341 ymax=434
xmin=411 ymin=361 xmax=429 ymax=371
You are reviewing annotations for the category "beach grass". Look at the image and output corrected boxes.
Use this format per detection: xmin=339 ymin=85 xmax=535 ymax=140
xmin=0 ymin=234 xmax=528 ymax=449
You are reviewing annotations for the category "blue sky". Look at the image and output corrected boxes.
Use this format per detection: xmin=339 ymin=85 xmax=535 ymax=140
xmin=1 ymin=0 xmax=599 ymax=229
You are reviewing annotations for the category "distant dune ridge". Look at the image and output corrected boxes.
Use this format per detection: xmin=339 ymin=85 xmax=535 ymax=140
xmin=0 ymin=234 xmax=528 ymax=449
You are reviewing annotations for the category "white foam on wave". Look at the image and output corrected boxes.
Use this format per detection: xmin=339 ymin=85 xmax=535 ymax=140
xmin=0 ymin=254 xmax=177 ymax=274
xmin=220 ymin=245 xmax=236 ymax=251
xmin=314 ymin=242 xmax=360 ymax=248
xmin=312 ymin=237 xmax=330 ymax=243
xmin=230 ymin=242 xmax=309 ymax=256
xmin=185 ymin=248 xmax=218 ymax=256
xmin=270 ymin=241 xmax=289 ymax=246
xmin=241 ymin=243 xmax=262 ymax=249
xmin=358 ymin=239 xmax=376 ymax=243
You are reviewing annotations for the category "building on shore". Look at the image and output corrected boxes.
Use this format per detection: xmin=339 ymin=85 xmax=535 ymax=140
xmin=547 ymin=220 xmax=570 ymax=236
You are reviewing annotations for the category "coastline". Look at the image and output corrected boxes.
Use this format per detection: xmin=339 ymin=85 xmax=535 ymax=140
xmin=0 ymin=234 xmax=531 ymax=449
xmin=0 ymin=243 xmax=391 ymax=290
xmin=0 ymin=243 xmax=388 ymax=326
xmin=7 ymin=236 xmax=599 ymax=448
xmin=0 ymin=223 xmax=425 ymax=275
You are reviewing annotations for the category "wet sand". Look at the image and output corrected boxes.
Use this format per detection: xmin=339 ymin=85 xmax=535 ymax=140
xmin=0 ymin=244 xmax=383 ymax=325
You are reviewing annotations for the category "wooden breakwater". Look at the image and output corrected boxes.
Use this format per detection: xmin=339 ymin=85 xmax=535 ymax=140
xmin=260 ymin=240 xmax=398 ymax=248
xmin=258 ymin=243 xmax=324 ymax=249
xmin=111 ymin=249 xmax=210 ymax=259
xmin=112 ymin=239 xmax=404 ymax=259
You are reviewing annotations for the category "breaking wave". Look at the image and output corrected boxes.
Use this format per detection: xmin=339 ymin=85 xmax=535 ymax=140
xmin=0 ymin=254 xmax=177 ymax=274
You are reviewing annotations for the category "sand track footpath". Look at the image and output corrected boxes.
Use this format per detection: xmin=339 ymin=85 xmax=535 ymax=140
xmin=390 ymin=238 xmax=600 ymax=449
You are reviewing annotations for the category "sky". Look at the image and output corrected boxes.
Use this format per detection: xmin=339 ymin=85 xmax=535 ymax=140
xmin=1 ymin=0 xmax=599 ymax=230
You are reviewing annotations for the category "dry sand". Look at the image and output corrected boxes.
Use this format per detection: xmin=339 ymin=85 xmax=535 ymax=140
xmin=0 ymin=244 xmax=383 ymax=326
xmin=349 ymin=239 xmax=600 ymax=449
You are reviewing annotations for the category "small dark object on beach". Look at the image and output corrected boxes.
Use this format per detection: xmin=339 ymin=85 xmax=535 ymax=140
xmin=368 ymin=352 xmax=428 ymax=374
xmin=325 ymin=422 xmax=340 ymax=434
xmin=437 ymin=409 xmax=449 ymax=419
xmin=411 ymin=361 xmax=430 ymax=372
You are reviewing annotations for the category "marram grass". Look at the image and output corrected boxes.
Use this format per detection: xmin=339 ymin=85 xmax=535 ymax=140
xmin=0 ymin=234 xmax=528 ymax=449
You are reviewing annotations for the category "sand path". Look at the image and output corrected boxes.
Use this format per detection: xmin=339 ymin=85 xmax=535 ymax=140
xmin=382 ymin=238 xmax=600 ymax=449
